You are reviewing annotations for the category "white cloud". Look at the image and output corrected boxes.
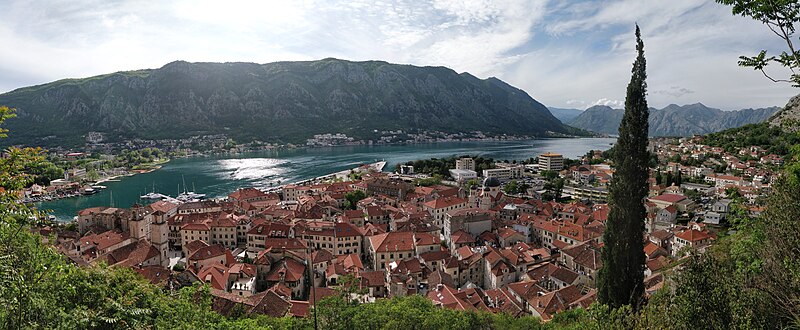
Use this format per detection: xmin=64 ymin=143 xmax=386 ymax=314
xmin=652 ymin=86 xmax=695 ymax=98
xmin=590 ymin=98 xmax=624 ymax=108
xmin=0 ymin=0 xmax=796 ymax=111
xmin=502 ymin=0 xmax=797 ymax=110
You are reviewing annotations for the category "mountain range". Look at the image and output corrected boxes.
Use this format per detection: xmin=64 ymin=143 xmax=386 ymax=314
xmin=547 ymin=107 xmax=584 ymax=122
xmin=567 ymin=103 xmax=780 ymax=136
xmin=0 ymin=58 xmax=580 ymax=147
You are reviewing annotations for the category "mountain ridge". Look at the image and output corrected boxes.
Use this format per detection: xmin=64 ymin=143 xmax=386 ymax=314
xmin=0 ymin=58 xmax=580 ymax=147
xmin=568 ymin=103 xmax=779 ymax=136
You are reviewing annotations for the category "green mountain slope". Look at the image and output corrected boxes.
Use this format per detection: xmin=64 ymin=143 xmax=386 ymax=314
xmin=0 ymin=58 xmax=578 ymax=147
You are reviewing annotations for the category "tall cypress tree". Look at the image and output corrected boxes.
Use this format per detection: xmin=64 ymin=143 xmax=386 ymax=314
xmin=597 ymin=25 xmax=649 ymax=309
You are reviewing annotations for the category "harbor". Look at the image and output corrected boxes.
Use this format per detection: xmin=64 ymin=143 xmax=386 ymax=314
xmin=36 ymin=138 xmax=615 ymax=221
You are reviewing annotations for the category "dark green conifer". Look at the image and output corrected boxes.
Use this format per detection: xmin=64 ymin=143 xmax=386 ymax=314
xmin=597 ymin=25 xmax=649 ymax=309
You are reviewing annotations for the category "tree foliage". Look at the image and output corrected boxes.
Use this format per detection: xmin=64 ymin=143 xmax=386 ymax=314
xmin=396 ymin=156 xmax=495 ymax=178
xmin=413 ymin=174 xmax=443 ymax=187
xmin=757 ymin=151 xmax=800 ymax=324
xmin=542 ymin=178 xmax=564 ymax=201
xmin=343 ymin=190 xmax=367 ymax=210
xmin=503 ymin=180 xmax=530 ymax=195
xmin=597 ymin=25 xmax=649 ymax=309
xmin=717 ymin=0 xmax=800 ymax=86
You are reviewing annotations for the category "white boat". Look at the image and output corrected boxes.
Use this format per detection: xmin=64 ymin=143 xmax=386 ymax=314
xmin=140 ymin=192 xmax=163 ymax=199
xmin=176 ymin=191 xmax=206 ymax=202
xmin=175 ymin=177 xmax=206 ymax=202
xmin=140 ymin=182 xmax=162 ymax=199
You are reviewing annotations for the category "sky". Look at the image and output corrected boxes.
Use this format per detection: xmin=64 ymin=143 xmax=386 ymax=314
xmin=0 ymin=0 xmax=797 ymax=110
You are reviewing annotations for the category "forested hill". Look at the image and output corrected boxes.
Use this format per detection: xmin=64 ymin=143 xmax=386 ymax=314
xmin=0 ymin=58 xmax=580 ymax=147
xmin=568 ymin=103 xmax=779 ymax=136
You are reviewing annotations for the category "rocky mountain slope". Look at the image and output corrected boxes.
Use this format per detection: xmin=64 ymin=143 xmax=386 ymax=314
xmin=0 ymin=59 xmax=579 ymax=147
xmin=568 ymin=103 xmax=779 ymax=136
xmin=769 ymin=93 xmax=800 ymax=133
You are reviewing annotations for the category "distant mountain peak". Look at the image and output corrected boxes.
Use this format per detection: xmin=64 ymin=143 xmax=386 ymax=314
xmin=585 ymin=105 xmax=617 ymax=111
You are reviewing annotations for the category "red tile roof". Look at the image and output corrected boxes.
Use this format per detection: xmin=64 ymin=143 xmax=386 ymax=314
xmin=266 ymin=258 xmax=306 ymax=282
xmin=263 ymin=238 xmax=308 ymax=252
xmin=359 ymin=270 xmax=386 ymax=288
xmin=80 ymin=229 xmax=130 ymax=251
xmin=675 ymin=229 xmax=711 ymax=242
xmin=423 ymin=196 xmax=467 ymax=209
xmin=451 ymin=230 xmax=476 ymax=244
xmin=368 ymin=232 xmax=415 ymax=253
xmin=244 ymin=290 xmax=292 ymax=317
xmin=247 ymin=222 xmax=292 ymax=237
xmin=312 ymin=249 xmax=335 ymax=264
xmin=335 ymin=222 xmax=363 ymax=237
xmin=427 ymin=284 xmax=477 ymax=311
xmin=181 ymin=222 xmax=211 ymax=231
xmin=497 ymin=227 xmax=524 ymax=240
xmin=288 ymin=300 xmax=310 ymax=317
xmin=134 ymin=265 xmax=171 ymax=285
xmin=148 ymin=200 xmax=179 ymax=214
xmin=228 ymin=263 xmax=257 ymax=277
xmin=414 ymin=232 xmax=440 ymax=246
xmin=188 ymin=244 xmax=228 ymax=261
xmin=228 ymin=187 xmax=269 ymax=201
xmin=198 ymin=264 xmax=229 ymax=290
xmin=184 ymin=240 xmax=210 ymax=255
xmin=649 ymin=194 xmax=687 ymax=204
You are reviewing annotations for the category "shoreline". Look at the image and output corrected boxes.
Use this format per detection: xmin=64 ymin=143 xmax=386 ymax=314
xmin=94 ymin=165 xmax=162 ymax=184
xmin=28 ymin=165 xmax=166 ymax=205
xmin=39 ymin=137 xmax=616 ymax=220
xmin=299 ymin=134 xmax=597 ymax=150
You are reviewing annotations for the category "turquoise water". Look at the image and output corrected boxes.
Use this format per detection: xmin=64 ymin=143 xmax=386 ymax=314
xmin=38 ymin=138 xmax=616 ymax=221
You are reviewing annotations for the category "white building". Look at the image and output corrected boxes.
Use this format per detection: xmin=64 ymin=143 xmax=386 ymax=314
xmin=538 ymin=152 xmax=564 ymax=171
xmin=449 ymin=169 xmax=477 ymax=182
xmin=483 ymin=165 xmax=523 ymax=182
xmin=704 ymin=211 xmax=723 ymax=225
xmin=456 ymin=158 xmax=476 ymax=171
